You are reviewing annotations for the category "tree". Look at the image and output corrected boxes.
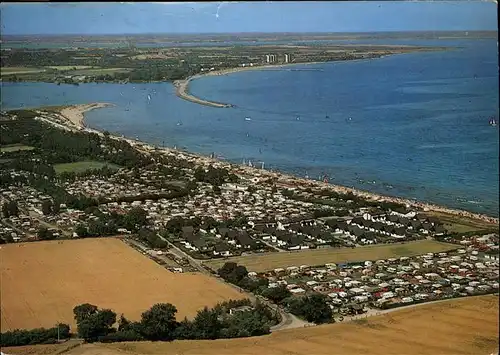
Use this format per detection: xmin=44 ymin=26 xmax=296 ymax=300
xmin=117 ymin=314 xmax=131 ymax=331
xmin=96 ymin=309 xmax=117 ymax=328
xmin=190 ymin=307 xmax=222 ymax=340
xmin=223 ymin=310 xmax=270 ymax=338
xmin=218 ymin=262 xmax=238 ymax=278
xmin=41 ymin=200 xmax=53 ymax=215
xmin=52 ymin=201 xmax=61 ymax=214
xmin=37 ymin=226 xmax=55 ymax=240
xmin=287 ymin=293 xmax=333 ymax=324
xmin=76 ymin=308 xmax=116 ymax=342
xmin=124 ymin=207 xmax=148 ymax=231
xmin=165 ymin=216 xmax=185 ymax=234
xmin=140 ymin=303 xmax=178 ymax=341
xmin=2 ymin=200 xmax=19 ymax=218
xmin=74 ymin=224 xmax=89 ymax=238
xmin=261 ymin=285 xmax=291 ymax=304
xmin=173 ymin=317 xmax=194 ymax=340
xmin=217 ymin=262 xmax=248 ymax=285
xmin=73 ymin=303 xmax=99 ymax=325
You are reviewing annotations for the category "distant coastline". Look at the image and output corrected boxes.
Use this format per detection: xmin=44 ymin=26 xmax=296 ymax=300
xmin=173 ymin=48 xmax=445 ymax=108
xmin=173 ymin=61 xmax=334 ymax=108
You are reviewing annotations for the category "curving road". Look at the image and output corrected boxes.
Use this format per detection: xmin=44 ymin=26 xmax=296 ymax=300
xmin=156 ymin=233 xmax=311 ymax=331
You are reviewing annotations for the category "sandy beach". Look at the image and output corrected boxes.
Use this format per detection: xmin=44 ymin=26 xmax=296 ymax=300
xmin=60 ymin=103 xmax=113 ymax=128
xmin=42 ymin=103 xmax=499 ymax=225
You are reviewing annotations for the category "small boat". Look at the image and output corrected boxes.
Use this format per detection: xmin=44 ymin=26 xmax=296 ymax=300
xmin=147 ymin=94 xmax=151 ymax=101
xmin=125 ymin=108 xmax=130 ymax=111
xmin=489 ymin=118 xmax=497 ymax=126
xmin=325 ymin=114 xmax=329 ymax=119
xmin=177 ymin=122 xmax=183 ymax=126
xmin=296 ymin=116 xmax=300 ymax=120
xmin=245 ymin=117 xmax=252 ymax=121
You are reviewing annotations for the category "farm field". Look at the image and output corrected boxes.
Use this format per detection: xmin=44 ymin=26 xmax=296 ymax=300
xmin=0 ymin=143 xmax=35 ymax=153
xmin=0 ymin=238 xmax=246 ymax=332
xmin=205 ymin=240 xmax=458 ymax=272
xmin=4 ymin=295 xmax=498 ymax=355
xmin=70 ymin=67 xmax=131 ymax=75
xmin=53 ymin=160 xmax=120 ymax=174
xmin=45 ymin=65 xmax=95 ymax=70
xmin=425 ymin=211 xmax=498 ymax=234
xmin=1 ymin=66 xmax=47 ymax=75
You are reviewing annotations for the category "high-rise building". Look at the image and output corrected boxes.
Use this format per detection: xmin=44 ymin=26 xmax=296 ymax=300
xmin=266 ymin=54 xmax=277 ymax=63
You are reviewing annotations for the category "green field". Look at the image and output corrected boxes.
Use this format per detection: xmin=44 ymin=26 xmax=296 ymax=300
xmin=45 ymin=65 xmax=95 ymax=70
xmin=71 ymin=68 xmax=131 ymax=76
xmin=0 ymin=144 xmax=35 ymax=153
xmin=1 ymin=67 xmax=46 ymax=75
xmin=425 ymin=211 xmax=498 ymax=234
xmin=54 ymin=161 xmax=120 ymax=174
xmin=204 ymin=240 xmax=459 ymax=272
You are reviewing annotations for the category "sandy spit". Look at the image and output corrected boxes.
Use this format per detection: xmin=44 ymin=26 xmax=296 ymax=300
xmin=60 ymin=103 xmax=114 ymax=128
xmin=173 ymin=61 xmax=328 ymax=108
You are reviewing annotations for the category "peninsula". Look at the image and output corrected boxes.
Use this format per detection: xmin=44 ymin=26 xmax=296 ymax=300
xmin=1 ymin=39 xmax=447 ymax=95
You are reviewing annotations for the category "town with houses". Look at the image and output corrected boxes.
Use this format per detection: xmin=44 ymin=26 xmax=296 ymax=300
xmin=0 ymin=107 xmax=499 ymax=325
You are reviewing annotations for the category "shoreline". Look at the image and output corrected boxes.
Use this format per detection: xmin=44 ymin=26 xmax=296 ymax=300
xmin=173 ymin=60 xmax=350 ymax=108
xmin=40 ymin=103 xmax=499 ymax=224
xmin=172 ymin=48 xmax=445 ymax=108
xmin=59 ymin=103 xmax=114 ymax=128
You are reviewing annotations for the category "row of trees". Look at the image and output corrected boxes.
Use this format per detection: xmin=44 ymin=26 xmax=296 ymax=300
xmin=3 ymin=111 xmax=152 ymax=171
xmin=0 ymin=324 xmax=70 ymax=347
xmin=72 ymin=298 xmax=276 ymax=343
xmin=193 ymin=166 xmax=239 ymax=186
xmin=75 ymin=207 xmax=149 ymax=237
xmin=2 ymin=200 xmax=19 ymax=218
xmin=163 ymin=214 xmax=249 ymax=237
xmin=217 ymin=262 xmax=333 ymax=324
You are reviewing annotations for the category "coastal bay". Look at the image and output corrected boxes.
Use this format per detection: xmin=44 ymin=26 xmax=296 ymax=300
xmin=1 ymin=38 xmax=498 ymax=217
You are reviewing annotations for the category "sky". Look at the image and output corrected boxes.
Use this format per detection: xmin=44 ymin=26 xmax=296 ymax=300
xmin=0 ymin=1 xmax=498 ymax=35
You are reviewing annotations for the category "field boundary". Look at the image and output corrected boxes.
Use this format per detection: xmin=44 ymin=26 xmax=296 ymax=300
xmin=204 ymin=240 xmax=459 ymax=272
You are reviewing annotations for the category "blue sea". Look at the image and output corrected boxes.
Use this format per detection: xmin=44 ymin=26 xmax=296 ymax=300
xmin=1 ymin=38 xmax=498 ymax=216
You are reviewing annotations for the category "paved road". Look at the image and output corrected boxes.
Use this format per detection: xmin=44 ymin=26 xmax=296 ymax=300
xmin=26 ymin=210 xmax=72 ymax=237
xmin=0 ymin=219 xmax=35 ymax=239
xmin=156 ymin=233 xmax=310 ymax=331
xmin=258 ymin=237 xmax=286 ymax=252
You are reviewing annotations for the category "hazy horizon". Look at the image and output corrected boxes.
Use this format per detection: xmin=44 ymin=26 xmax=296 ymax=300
xmin=1 ymin=2 xmax=497 ymax=35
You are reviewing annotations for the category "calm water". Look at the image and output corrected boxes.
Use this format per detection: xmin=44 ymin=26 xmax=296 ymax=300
xmin=1 ymin=39 xmax=498 ymax=216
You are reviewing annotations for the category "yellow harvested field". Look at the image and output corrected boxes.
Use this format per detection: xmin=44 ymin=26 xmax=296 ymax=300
xmin=4 ymin=295 xmax=498 ymax=355
xmin=0 ymin=238 xmax=246 ymax=332
xmin=206 ymin=240 xmax=458 ymax=272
